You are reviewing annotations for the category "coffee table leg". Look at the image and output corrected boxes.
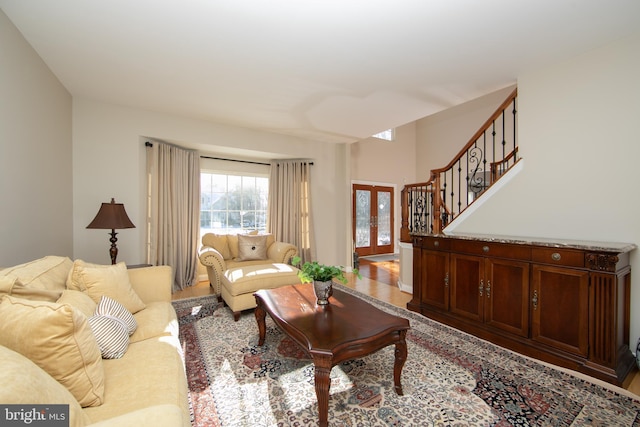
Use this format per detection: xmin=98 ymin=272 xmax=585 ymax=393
xmin=393 ymin=330 xmax=408 ymax=396
xmin=254 ymin=302 xmax=266 ymax=346
xmin=313 ymin=354 xmax=332 ymax=427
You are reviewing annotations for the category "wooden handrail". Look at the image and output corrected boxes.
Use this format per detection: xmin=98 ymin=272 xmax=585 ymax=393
xmin=430 ymin=88 xmax=517 ymax=177
xmin=490 ymin=146 xmax=519 ymax=181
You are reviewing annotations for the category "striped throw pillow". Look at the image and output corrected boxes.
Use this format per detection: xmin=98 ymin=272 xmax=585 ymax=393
xmin=88 ymin=315 xmax=129 ymax=359
xmin=95 ymin=295 xmax=137 ymax=335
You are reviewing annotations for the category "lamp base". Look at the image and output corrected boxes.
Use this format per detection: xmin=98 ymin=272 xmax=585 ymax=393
xmin=108 ymin=230 xmax=119 ymax=265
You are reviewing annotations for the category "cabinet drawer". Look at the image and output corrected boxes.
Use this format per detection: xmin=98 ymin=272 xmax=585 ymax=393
xmin=531 ymin=248 xmax=584 ymax=268
xmin=450 ymin=239 xmax=530 ymax=260
xmin=420 ymin=236 xmax=451 ymax=251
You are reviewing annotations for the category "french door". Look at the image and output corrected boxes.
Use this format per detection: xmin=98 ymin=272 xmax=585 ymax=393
xmin=352 ymin=184 xmax=394 ymax=257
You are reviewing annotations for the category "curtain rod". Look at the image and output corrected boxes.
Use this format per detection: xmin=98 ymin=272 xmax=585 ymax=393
xmin=146 ymin=141 xmax=313 ymax=166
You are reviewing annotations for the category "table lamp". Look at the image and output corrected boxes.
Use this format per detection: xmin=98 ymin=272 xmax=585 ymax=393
xmin=87 ymin=198 xmax=135 ymax=264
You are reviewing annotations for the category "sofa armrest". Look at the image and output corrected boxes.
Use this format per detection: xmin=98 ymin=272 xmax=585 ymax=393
xmin=198 ymin=246 xmax=226 ymax=295
xmin=198 ymin=247 xmax=226 ymax=271
xmin=267 ymin=241 xmax=298 ymax=264
xmin=127 ymin=266 xmax=173 ymax=304
xmin=87 ymin=404 xmax=189 ymax=427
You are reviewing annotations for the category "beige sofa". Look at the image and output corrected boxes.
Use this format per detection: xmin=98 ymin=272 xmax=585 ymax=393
xmin=0 ymin=256 xmax=190 ymax=427
xmin=198 ymin=233 xmax=300 ymax=320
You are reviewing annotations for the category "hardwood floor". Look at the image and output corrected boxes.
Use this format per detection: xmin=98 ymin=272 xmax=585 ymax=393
xmin=173 ymin=261 xmax=639 ymax=397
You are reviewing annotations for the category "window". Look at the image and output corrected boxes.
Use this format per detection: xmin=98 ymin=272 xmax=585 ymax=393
xmin=200 ymin=172 xmax=269 ymax=235
xmin=373 ymin=128 xmax=395 ymax=141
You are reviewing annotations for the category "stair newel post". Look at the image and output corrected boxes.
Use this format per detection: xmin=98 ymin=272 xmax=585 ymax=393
xmin=400 ymin=186 xmax=410 ymax=242
xmin=433 ymin=174 xmax=443 ymax=234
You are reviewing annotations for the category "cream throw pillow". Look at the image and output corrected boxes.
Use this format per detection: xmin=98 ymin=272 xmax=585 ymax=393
xmin=0 ymin=275 xmax=63 ymax=302
xmin=67 ymin=260 xmax=146 ymax=314
xmin=0 ymin=345 xmax=90 ymax=427
xmin=0 ymin=296 xmax=105 ymax=407
xmin=0 ymin=256 xmax=73 ymax=291
xmin=57 ymin=289 xmax=98 ymax=318
xmin=237 ymin=234 xmax=268 ymax=261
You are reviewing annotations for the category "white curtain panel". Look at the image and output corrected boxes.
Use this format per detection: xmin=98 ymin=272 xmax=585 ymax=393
xmin=146 ymin=142 xmax=200 ymax=291
xmin=268 ymin=161 xmax=315 ymax=264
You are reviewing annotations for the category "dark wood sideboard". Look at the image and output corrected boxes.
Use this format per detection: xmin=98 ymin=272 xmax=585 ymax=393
xmin=407 ymin=233 xmax=637 ymax=386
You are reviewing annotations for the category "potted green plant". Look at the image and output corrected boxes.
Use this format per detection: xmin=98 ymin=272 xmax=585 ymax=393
xmin=292 ymin=256 xmax=360 ymax=305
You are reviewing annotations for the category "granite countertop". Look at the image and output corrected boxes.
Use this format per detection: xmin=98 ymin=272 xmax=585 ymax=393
xmin=411 ymin=232 xmax=637 ymax=253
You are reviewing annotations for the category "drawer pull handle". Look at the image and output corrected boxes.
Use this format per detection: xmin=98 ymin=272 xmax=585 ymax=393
xmin=434 ymin=241 xmax=439 ymax=247
xmin=482 ymin=245 xmax=490 ymax=253
xmin=551 ymin=252 xmax=561 ymax=261
xmin=532 ymin=290 xmax=538 ymax=310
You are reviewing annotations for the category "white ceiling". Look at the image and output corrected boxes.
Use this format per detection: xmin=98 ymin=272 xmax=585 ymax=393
xmin=2 ymin=0 xmax=639 ymax=144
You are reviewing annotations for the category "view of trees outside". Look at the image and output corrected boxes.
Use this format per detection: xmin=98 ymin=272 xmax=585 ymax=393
xmin=200 ymin=173 xmax=269 ymax=235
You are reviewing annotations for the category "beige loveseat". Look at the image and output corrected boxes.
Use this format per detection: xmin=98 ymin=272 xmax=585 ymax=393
xmin=0 ymin=256 xmax=190 ymax=427
xmin=198 ymin=233 xmax=300 ymax=320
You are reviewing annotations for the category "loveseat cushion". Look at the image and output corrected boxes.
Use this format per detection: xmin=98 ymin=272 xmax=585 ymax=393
xmin=0 ymin=296 xmax=105 ymax=407
xmin=0 ymin=345 xmax=90 ymax=427
xmin=223 ymin=263 xmax=300 ymax=296
xmin=0 ymin=255 xmax=72 ymax=291
xmin=67 ymin=261 xmax=146 ymax=314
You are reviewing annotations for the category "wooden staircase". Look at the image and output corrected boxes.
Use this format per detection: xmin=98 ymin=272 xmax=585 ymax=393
xmin=401 ymin=88 xmax=519 ymax=240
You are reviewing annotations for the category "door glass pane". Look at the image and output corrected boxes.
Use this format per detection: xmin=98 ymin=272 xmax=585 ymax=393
xmin=377 ymin=191 xmax=391 ymax=246
xmin=355 ymin=189 xmax=371 ymax=248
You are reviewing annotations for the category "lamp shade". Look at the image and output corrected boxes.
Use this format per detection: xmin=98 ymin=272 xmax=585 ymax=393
xmin=86 ymin=198 xmax=135 ymax=230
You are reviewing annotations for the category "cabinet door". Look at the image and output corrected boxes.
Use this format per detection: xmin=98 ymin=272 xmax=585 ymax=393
xmin=450 ymin=254 xmax=483 ymax=321
xmin=484 ymin=259 xmax=530 ymax=337
xmin=531 ymin=265 xmax=589 ymax=356
xmin=420 ymin=251 xmax=450 ymax=310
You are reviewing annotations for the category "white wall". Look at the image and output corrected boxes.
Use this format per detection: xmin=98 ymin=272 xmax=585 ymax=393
xmin=448 ymin=32 xmax=640 ymax=352
xmin=0 ymin=10 xmax=73 ymax=266
xmin=72 ymin=99 xmax=351 ymax=267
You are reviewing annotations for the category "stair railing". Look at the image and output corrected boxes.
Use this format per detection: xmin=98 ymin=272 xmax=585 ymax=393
xmin=401 ymin=88 xmax=518 ymax=240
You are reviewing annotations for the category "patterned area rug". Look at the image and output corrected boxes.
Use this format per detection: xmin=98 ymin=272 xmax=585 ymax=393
xmin=173 ymin=287 xmax=640 ymax=426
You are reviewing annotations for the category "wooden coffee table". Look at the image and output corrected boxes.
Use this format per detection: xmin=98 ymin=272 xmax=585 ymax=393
xmin=254 ymin=284 xmax=410 ymax=427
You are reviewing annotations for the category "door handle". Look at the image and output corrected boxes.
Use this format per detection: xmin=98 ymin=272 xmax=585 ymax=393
xmin=532 ymin=290 xmax=538 ymax=310
xmin=486 ymin=280 xmax=490 ymax=299
xmin=479 ymin=279 xmax=484 ymax=297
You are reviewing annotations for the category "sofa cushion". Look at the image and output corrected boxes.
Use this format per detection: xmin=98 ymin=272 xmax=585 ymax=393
xmin=201 ymin=233 xmax=231 ymax=260
xmin=237 ymin=234 xmax=268 ymax=261
xmin=57 ymin=289 xmax=98 ymax=318
xmin=0 ymin=345 xmax=90 ymax=427
xmin=95 ymin=295 xmax=137 ymax=335
xmin=67 ymin=260 xmax=146 ymax=314
xmin=130 ymin=302 xmax=179 ymax=344
xmin=0 ymin=256 xmax=72 ymax=291
xmin=0 ymin=296 xmax=105 ymax=407
xmin=82 ymin=335 xmax=190 ymax=426
xmin=88 ymin=315 xmax=130 ymax=359
xmin=0 ymin=275 xmax=62 ymax=302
